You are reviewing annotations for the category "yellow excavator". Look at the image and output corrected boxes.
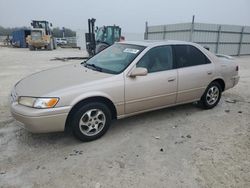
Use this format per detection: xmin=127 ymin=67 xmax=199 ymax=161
xmin=26 ymin=20 xmax=56 ymax=50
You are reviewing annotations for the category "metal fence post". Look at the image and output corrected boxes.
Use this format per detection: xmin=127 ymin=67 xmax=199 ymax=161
xmin=189 ymin=15 xmax=195 ymax=42
xmin=238 ymin=26 xmax=244 ymax=56
xmin=216 ymin=25 xmax=222 ymax=54
xmin=144 ymin=21 xmax=148 ymax=40
xmin=163 ymin=25 xmax=167 ymax=40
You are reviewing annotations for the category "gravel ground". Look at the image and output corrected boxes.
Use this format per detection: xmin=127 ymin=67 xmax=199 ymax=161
xmin=0 ymin=47 xmax=249 ymax=188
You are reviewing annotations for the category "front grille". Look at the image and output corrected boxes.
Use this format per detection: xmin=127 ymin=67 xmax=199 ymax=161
xmin=31 ymin=31 xmax=42 ymax=40
xmin=10 ymin=88 xmax=18 ymax=103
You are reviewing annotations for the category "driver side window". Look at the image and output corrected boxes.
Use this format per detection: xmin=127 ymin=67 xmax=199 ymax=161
xmin=136 ymin=46 xmax=173 ymax=73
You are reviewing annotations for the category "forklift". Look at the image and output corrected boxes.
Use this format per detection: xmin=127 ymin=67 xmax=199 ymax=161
xmin=85 ymin=18 xmax=124 ymax=56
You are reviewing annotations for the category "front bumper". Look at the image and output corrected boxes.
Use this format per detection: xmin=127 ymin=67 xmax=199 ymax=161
xmin=29 ymin=40 xmax=49 ymax=47
xmin=11 ymin=102 xmax=71 ymax=133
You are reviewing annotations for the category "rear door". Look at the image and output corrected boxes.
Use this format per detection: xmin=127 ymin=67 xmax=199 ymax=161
xmin=173 ymin=45 xmax=215 ymax=103
xmin=125 ymin=45 xmax=177 ymax=114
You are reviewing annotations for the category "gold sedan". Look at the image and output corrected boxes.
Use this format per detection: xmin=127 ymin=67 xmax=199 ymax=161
xmin=10 ymin=41 xmax=240 ymax=141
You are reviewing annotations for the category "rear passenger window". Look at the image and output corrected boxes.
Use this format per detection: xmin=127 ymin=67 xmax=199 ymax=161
xmin=173 ymin=45 xmax=210 ymax=68
xmin=137 ymin=46 xmax=173 ymax=73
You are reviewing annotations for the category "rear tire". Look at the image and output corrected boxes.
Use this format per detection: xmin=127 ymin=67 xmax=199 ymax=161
xmin=52 ymin=38 xmax=57 ymax=49
xmin=71 ymin=102 xmax=112 ymax=142
xmin=46 ymin=40 xmax=53 ymax=50
xmin=200 ymin=82 xmax=222 ymax=109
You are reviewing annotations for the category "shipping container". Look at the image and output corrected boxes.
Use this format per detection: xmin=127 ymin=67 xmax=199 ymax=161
xmin=12 ymin=29 xmax=31 ymax=48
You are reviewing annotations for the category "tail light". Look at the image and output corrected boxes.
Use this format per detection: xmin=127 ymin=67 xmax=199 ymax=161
xmin=236 ymin=65 xmax=239 ymax=71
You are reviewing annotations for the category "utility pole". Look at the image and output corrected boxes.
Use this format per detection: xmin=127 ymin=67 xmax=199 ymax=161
xmin=189 ymin=15 xmax=195 ymax=42
xmin=62 ymin=27 xmax=65 ymax=38
xmin=145 ymin=21 xmax=148 ymax=40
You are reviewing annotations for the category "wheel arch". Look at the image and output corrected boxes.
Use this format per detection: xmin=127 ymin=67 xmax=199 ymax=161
xmin=65 ymin=96 xmax=117 ymax=131
xmin=211 ymin=78 xmax=225 ymax=91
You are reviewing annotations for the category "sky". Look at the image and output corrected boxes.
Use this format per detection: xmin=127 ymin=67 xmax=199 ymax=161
xmin=0 ymin=0 xmax=250 ymax=33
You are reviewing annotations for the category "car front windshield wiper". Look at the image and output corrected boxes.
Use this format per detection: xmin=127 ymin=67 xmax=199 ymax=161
xmin=83 ymin=63 xmax=103 ymax=72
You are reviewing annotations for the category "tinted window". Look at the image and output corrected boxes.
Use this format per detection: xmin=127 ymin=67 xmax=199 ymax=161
xmin=173 ymin=45 xmax=210 ymax=68
xmin=137 ymin=46 xmax=173 ymax=73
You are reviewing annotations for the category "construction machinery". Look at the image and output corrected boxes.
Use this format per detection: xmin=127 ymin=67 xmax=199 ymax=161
xmin=26 ymin=20 xmax=56 ymax=50
xmin=85 ymin=18 xmax=124 ymax=56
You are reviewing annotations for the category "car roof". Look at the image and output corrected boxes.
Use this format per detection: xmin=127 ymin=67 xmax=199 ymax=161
xmin=118 ymin=40 xmax=195 ymax=47
xmin=118 ymin=40 xmax=218 ymax=62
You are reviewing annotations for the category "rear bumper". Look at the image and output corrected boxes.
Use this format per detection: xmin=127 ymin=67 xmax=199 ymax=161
xmin=11 ymin=102 xmax=71 ymax=133
xmin=232 ymin=75 xmax=240 ymax=86
xmin=225 ymin=75 xmax=240 ymax=90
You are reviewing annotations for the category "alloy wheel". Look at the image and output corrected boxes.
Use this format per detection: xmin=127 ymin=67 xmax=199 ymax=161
xmin=79 ymin=109 xmax=106 ymax=136
xmin=206 ymin=86 xmax=219 ymax=105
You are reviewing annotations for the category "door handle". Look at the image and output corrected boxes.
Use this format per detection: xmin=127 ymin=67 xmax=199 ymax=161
xmin=168 ymin=77 xmax=176 ymax=82
xmin=207 ymin=71 xmax=213 ymax=75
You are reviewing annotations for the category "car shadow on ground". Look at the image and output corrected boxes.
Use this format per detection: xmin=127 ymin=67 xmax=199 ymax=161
xmin=109 ymin=103 xmax=201 ymax=134
xmin=11 ymin=102 xmax=202 ymax=147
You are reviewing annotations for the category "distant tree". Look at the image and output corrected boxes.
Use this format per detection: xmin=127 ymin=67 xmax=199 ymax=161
xmin=0 ymin=26 xmax=30 ymax=36
xmin=52 ymin=27 xmax=61 ymax=37
xmin=52 ymin=27 xmax=76 ymax=38
xmin=0 ymin=25 xmax=76 ymax=37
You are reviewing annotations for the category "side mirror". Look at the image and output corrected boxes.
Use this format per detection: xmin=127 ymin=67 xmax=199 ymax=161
xmin=130 ymin=67 xmax=148 ymax=77
xmin=50 ymin=23 xmax=53 ymax=27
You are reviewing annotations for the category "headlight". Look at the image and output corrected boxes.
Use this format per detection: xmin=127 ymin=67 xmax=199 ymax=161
xmin=18 ymin=97 xmax=36 ymax=107
xmin=18 ymin=97 xmax=59 ymax=109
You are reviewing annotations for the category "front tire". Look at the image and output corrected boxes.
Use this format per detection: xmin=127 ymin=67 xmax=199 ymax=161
xmin=71 ymin=102 xmax=112 ymax=142
xmin=29 ymin=45 xmax=35 ymax=51
xmin=200 ymin=82 xmax=222 ymax=109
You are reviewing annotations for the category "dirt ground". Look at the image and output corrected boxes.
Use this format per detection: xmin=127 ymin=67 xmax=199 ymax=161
xmin=0 ymin=47 xmax=249 ymax=188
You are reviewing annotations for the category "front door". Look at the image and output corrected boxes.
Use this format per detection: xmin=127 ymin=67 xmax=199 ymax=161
xmin=125 ymin=45 xmax=177 ymax=115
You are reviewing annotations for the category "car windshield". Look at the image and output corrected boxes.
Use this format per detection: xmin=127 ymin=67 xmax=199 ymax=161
xmin=84 ymin=43 xmax=145 ymax=74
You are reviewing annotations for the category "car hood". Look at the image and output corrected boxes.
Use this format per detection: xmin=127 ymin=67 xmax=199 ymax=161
xmin=15 ymin=63 xmax=112 ymax=97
